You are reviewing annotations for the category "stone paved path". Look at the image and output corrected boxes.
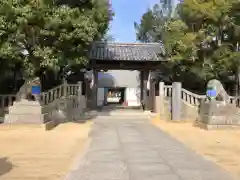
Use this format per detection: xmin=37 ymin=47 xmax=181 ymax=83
xmin=66 ymin=109 xmax=236 ymax=180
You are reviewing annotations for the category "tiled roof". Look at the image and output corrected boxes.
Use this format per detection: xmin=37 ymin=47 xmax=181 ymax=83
xmin=89 ymin=42 xmax=165 ymax=61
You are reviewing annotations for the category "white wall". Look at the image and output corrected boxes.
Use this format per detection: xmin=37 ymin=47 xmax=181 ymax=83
xmin=125 ymin=88 xmax=141 ymax=106
xmin=107 ymin=70 xmax=139 ymax=88
xmin=96 ymin=70 xmax=142 ymax=107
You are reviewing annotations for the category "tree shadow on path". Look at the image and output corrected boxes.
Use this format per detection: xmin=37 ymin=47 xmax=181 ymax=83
xmin=0 ymin=157 xmax=13 ymax=177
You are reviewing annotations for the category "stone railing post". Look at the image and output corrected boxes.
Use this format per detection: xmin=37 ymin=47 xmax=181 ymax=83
xmin=69 ymin=82 xmax=81 ymax=120
xmin=159 ymin=82 xmax=165 ymax=117
xmin=78 ymin=81 xmax=82 ymax=109
xmin=62 ymin=80 xmax=68 ymax=120
xmin=63 ymin=80 xmax=67 ymax=98
xmin=172 ymin=82 xmax=182 ymax=121
xmin=78 ymin=81 xmax=82 ymax=97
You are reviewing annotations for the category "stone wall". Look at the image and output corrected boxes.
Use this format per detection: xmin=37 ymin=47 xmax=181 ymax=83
xmin=181 ymin=101 xmax=199 ymax=121
xmin=198 ymin=101 xmax=240 ymax=129
xmin=155 ymin=97 xmax=199 ymax=121
xmin=153 ymin=81 xmax=240 ymax=130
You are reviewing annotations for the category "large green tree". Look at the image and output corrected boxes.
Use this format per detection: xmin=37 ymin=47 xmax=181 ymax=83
xmin=177 ymin=0 xmax=240 ymax=93
xmin=0 ymin=0 xmax=112 ymax=80
xmin=102 ymin=33 xmax=115 ymax=42
xmin=136 ymin=0 xmax=240 ymax=94
xmin=134 ymin=0 xmax=175 ymax=43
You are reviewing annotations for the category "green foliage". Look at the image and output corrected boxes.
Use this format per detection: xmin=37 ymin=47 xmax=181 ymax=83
xmin=136 ymin=0 xmax=240 ymax=93
xmin=0 ymin=0 xmax=112 ymax=78
xmin=102 ymin=33 xmax=115 ymax=42
xmin=134 ymin=1 xmax=175 ymax=43
xmin=163 ymin=19 xmax=198 ymax=61
xmin=134 ymin=7 xmax=160 ymax=42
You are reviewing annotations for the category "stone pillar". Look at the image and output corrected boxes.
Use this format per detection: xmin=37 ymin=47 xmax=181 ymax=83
xmin=77 ymin=81 xmax=82 ymax=100
xmin=172 ymin=82 xmax=182 ymax=121
xmin=77 ymin=81 xmax=84 ymax=117
xmin=159 ymin=82 xmax=165 ymax=117
xmin=63 ymin=79 xmax=67 ymax=98
xmin=92 ymin=69 xmax=98 ymax=109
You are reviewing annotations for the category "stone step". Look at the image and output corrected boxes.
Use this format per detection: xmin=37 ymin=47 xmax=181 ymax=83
xmin=97 ymin=111 xmax=149 ymax=116
xmin=4 ymin=113 xmax=48 ymax=124
xmin=12 ymin=99 xmax=41 ymax=106
xmin=8 ymin=105 xmax=43 ymax=114
xmin=94 ymin=115 xmax=150 ymax=120
xmin=85 ymin=109 xmax=148 ymax=115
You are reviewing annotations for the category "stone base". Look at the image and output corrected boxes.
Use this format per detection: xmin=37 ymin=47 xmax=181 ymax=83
xmin=198 ymin=101 xmax=240 ymax=129
xmin=0 ymin=120 xmax=59 ymax=131
xmin=4 ymin=99 xmax=47 ymax=124
xmin=144 ymin=110 xmax=152 ymax=114
xmin=4 ymin=113 xmax=47 ymax=124
xmin=195 ymin=121 xmax=240 ymax=130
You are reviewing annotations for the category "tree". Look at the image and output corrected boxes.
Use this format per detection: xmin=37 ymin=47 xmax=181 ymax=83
xmin=102 ymin=33 xmax=115 ymax=42
xmin=177 ymin=0 xmax=240 ymax=93
xmin=134 ymin=1 xmax=175 ymax=43
xmin=0 ymin=0 xmax=112 ymax=82
xmin=136 ymin=0 xmax=240 ymax=93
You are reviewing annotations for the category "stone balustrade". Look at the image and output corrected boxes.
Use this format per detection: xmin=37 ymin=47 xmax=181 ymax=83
xmin=41 ymin=84 xmax=79 ymax=105
xmin=161 ymin=83 xmax=240 ymax=124
xmin=164 ymin=85 xmax=240 ymax=108
xmin=163 ymin=85 xmax=206 ymax=107
xmin=229 ymin=96 xmax=240 ymax=107
xmin=0 ymin=82 xmax=86 ymax=125
xmin=0 ymin=95 xmax=16 ymax=117
xmin=181 ymin=89 xmax=205 ymax=106
xmin=164 ymin=85 xmax=172 ymax=97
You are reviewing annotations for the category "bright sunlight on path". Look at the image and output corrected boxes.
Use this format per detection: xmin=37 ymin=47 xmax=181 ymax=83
xmin=65 ymin=108 xmax=236 ymax=180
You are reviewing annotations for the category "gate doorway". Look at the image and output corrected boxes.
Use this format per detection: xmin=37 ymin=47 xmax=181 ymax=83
xmin=107 ymin=87 xmax=125 ymax=104
xmin=88 ymin=42 xmax=167 ymax=111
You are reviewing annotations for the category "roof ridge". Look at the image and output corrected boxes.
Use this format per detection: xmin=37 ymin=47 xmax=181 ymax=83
xmin=94 ymin=41 xmax=160 ymax=46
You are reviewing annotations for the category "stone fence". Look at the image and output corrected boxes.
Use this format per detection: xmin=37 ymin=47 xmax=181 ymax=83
xmin=0 ymin=82 xmax=86 ymax=126
xmin=156 ymin=82 xmax=240 ymax=121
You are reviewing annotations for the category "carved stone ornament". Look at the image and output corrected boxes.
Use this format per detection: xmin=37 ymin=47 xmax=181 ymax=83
xmin=16 ymin=77 xmax=41 ymax=101
xmin=206 ymin=79 xmax=230 ymax=104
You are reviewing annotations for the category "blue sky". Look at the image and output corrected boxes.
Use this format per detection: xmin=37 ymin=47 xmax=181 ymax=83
xmin=109 ymin=0 xmax=178 ymax=42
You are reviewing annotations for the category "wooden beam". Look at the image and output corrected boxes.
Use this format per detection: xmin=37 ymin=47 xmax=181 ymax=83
xmin=93 ymin=62 xmax=163 ymax=70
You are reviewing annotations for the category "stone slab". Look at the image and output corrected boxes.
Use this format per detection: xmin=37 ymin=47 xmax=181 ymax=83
xmin=65 ymin=109 xmax=237 ymax=180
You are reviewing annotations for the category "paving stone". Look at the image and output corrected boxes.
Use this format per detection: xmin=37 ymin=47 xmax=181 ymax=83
xmin=129 ymin=162 xmax=172 ymax=174
xmin=85 ymin=150 xmax=122 ymax=162
xmin=175 ymin=169 xmax=235 ymax=180
xmin=167 ymin=159 xmax=214 ymax=170
xmin=65 ymin=110 xmax=235 ymax=180
xmin=70 ymin=162 xmax=129 ymax=180
xmin=130 ymin=173 xmax=181 ymax=180
xmin=124 ymin=150 xmax=160 ymax=161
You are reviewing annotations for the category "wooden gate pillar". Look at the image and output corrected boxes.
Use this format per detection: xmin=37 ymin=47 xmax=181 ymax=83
xmin=91 ymin=69 xmax=98 ymax=109
xmin=143 ymin=70 xmax=150 ymax=111
xmin=140 ymin=71 xmax=144 ymax=103
xmin=149 ymin=79 xmax=155 ymax=112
